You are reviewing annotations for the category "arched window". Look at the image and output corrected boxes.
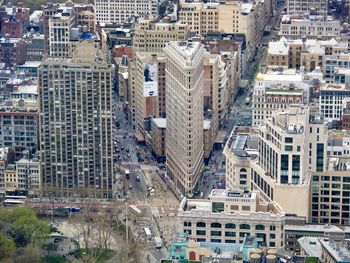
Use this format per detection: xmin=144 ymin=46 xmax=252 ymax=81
xmin=196 ymin=222 xmax=206 ymax=227
xmin=240 ymin=168 xmax=247 ymax=173
xmin=240 ymin=168 xmax=247 ymax=178
xmin=189 ymin=251 xmax=196 ymax=260
xmin=211 ymin=222 xmax=222 ymax=228
xmin=255 ymin=224 xmax=265 ymax=230
xmin=184 ymin=222 xmax=192 ymax=227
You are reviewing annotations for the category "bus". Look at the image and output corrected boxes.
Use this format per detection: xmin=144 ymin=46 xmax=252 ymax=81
xmin=3 ymin=196 xmax=26 ymax=206
xmin=154 ymin=237 xmax=162 ymax=249
xmin=129 ymin=205 xmax=142 ymax=216
xmin=5 ymin=195 xmax=26 ymax=200
xmin=144 ymin=227 xmax=152 ymax=239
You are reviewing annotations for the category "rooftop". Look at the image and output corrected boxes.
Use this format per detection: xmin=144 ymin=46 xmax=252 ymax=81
xmin=203 ymin=119 xmax=211 ymax=130
xmin=285 ymin=224 xmax=344 ymax=233
xmin=225 ymin=127 xmax=259 ymax=158
xmin=152 ymin=118 xmax=166 ymax=129
xmin=297 ymin=237 xmax=322 ymax=258
xmin=320 ymin=83 xmax=349 ymax=91
xmin=165 ymin=41 xmax=203 ymax=63
xmin=17 ymin=61 xmax=42 ymax=68
xmin=319 ymin=239 xmax=350 ymax=262
xmin=209 ymin=189 xmax=253 ymax=199
xmin=13 ymin=85 xmax=38 ymax=95
xmin=268 ymin=37 xmax=289 ymax=55
xmin=262 ymin=72 xmax=303 ymax=83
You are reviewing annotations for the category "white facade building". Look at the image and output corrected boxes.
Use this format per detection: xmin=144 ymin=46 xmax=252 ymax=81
xmin=16 ymin=157 xmax=41 ymax=194
xmin=319 ymin=84 xmax=350 ymax=122
xmin=252 ymin=70 xmax=309 ymax=127
xmin=223 ymin=127 xmax=259 ymax=190
xmin=279 ymin=15 xmax=341 ymax=40
xmin=179 ymin=189 xmax=285 ymax=248
xmin=48 ymin=6 xmax=75 ymax=58
xmin=287 ymin=0 xmax=328 ymax=15
xmin=249 ymin=107 xmax=328 ymax=219
xmin=164 ymin=41 xmax=205 ymax=195
xmin=94 ymin=0 xmax=158 ymax=24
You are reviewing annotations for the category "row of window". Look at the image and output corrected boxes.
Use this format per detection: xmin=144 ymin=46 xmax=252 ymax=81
xmin=184 ymin=221 xmax=278 ymax=231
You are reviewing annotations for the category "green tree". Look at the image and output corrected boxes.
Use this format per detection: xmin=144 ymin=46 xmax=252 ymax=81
xmin=0 ymin=232 xmax=15 ymax=260
xmin=0 ymin=207 xmax=50 ymax=247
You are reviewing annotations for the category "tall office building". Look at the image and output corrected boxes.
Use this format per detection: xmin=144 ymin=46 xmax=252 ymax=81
xmin=38 ymin=41 xmax=114 ymax=198
xmin=250 ymin=106 xmax=328 ymax=220
xmin=164 ymin=41 xmax=205 ymax=195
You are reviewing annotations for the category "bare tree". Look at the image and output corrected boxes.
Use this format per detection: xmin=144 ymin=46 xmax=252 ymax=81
xmin=95 ymin=216 xmax=112 ymax=250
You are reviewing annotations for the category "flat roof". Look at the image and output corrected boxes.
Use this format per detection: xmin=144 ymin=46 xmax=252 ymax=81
xmin=265 ymin=89 xmax=303 ymax=95
xmin=14 ymin=85 xmax=38 ymax=94
xmin=203 ymin=119 xmax=211 ymax=130
xmin=319 ymin=239 xmax=350 ymax=262
xmin=285 ymin=224 xmax=344 ymax=233
xmin=297 ymin=237 xmax=322 ymax=258
xmin=209 ymin=189 xmax=254 ymax=199
xmin=152 ymin=118 xmax=166 ymax=128
xmin=263 ymin=73 xmax=303 ymax=82
xmin=185 ymin=199 xmax=211 ymax=212
xmin=320 ymin=83 xmax=349 ymax=91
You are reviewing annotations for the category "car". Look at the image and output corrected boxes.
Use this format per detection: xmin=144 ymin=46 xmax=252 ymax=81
xmin=136 ymin=176 xmax=140 ymax=181
xmin=123 ymin=134 xmax=127 ymax=139
xmin=127 ymin=153 xmax=131 ymax=158
xmin=117 ymin=139 xmax=120 ymax=143
xmin=129 ymin=185 xmax=132 ymax=189
xmin=121 ymin=146 xmax=124 ymax=150
xmin=126 ymin=148 xmax=129 ymax=153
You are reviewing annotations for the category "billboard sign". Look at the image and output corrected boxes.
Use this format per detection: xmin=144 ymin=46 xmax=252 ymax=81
xmin=143 ymin=63 xmax=158 ymax=97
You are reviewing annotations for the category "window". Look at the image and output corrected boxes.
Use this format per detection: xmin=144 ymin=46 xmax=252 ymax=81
xmin=239 ymin=224 xmax=250 ymax=230
xmin=256 ymin=233 xmax=265 ymax=239
xmin=285 ymin=137 xmax=293 ymax=143
xmin=241 ymin=206 xmax=250 ymax=211
xmin=196 ymin=222 xmax=206 ymax=227
xmin=285 ymin=145 xmax=293 ymax=151
xmin=196 ymin=230 xmax=206 ymax=235
xmin=211 ymin=222 xmax=222 ymax=228
xmin=225 ymin=232 xmax=236 ymax=237
xmin=184 ymin=222 xmax=192 ymax=227
xmin=316 ymin=143 xmax=324 ymax=172
xmin=225 ymin=223 xmax=236 ymax=229
xmin=211 ymin=231 xmax=221 ymax=236
xmin=255 ymin=225 xmax=265 ymax=230
xmin=281 ymin=154 xmax=289 ymax=184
